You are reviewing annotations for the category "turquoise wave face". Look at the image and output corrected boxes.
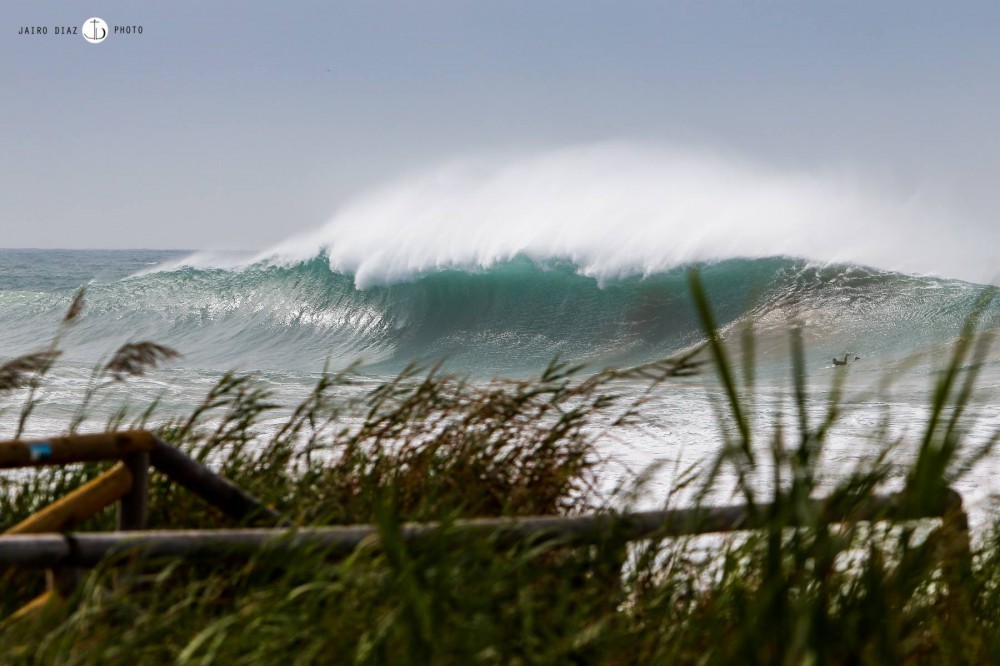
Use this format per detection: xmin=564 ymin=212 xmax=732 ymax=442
xmin=0 ymin=250 xmax=995 ymax=375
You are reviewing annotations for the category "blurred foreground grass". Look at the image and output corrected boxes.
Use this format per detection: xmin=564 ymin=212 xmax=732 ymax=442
xmin=0 ymin=277 xmax=998 ymax=664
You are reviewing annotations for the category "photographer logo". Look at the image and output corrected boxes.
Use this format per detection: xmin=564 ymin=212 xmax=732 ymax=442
xmin=16 ymin=17 xmax=142 ymax=40
xmin=82 ymin=17 xmax=107 ymax=44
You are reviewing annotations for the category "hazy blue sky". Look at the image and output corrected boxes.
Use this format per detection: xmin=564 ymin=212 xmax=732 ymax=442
xmin=3 ymin=1 xmax=999 ymax=250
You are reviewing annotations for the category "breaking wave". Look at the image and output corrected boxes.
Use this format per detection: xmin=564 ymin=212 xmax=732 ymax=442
xmin=2 ymin=144 xmax=996 ymax=374
xmin=0 ymin=254 xmax=993 ymax=375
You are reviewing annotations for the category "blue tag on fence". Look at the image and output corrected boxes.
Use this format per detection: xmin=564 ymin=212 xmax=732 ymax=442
xmin=29 ymin=443 xmax=53 ymax=462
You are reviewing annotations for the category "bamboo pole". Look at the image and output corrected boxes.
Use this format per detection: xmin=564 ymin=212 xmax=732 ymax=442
xmin=149 ymin=437 xmax=283 ymax=525
xmin=5 ymin=464 xmax=133 ymax=535
xmin=0 ymin=490 xmax=956 ymax=568
xmin=0 ymin=430 xmax=154 ymax=469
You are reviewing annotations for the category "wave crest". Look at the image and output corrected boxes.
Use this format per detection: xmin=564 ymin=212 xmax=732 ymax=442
xmin=247 ymin=143 xmax=970 ymax=287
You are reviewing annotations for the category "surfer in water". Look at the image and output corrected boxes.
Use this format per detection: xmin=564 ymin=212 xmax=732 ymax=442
xmin=832 ymin=354 xmax=861 ymax=366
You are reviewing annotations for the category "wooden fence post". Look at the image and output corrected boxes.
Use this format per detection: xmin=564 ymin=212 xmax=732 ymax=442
xmin=939 ymin=489 xmax=973 ymax=599
xmin=118 ymin=452 xmax=149 ymax=531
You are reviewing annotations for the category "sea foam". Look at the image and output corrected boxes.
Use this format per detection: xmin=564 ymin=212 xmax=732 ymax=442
xmin=240 ymin=143 xmax=972 ymax=288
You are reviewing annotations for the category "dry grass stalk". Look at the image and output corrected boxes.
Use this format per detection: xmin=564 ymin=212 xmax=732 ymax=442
xmin=62 ymin=287 xmax=86 ymax=324
xmin=104 ymin=342 xmax=180 ymax=381
xmin=0 ymin=351 xmax=60 ymax=393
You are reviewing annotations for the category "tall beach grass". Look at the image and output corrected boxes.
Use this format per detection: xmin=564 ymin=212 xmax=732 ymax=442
xmin=0 ymin=277 xmax=998 ymax=663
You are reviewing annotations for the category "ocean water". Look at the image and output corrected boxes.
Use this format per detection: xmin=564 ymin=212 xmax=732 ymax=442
xmin=1 ymin=245 xmax=999 ymax=517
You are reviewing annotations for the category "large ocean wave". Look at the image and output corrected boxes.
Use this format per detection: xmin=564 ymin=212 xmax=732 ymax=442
xmin=2 ymin=145 xmax=996 ymax=375
xmin=0 ymin=253 xmax=993 ymax=375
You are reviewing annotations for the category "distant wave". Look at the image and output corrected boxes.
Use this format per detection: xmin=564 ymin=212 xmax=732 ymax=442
xmin=0 ymin=254 xmax=993 ymax=374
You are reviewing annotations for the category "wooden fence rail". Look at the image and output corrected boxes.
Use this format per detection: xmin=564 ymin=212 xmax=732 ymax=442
xmin=0 ymin=431 xmax=154 ymax=469
xmin=0 ymin=431 xmax=973 ymax=625
xmin=0 ymin=489 xmax=968 ymax=567
xmin=0 ymin=431 xmax=280 ymax=527
xmin=147 ymin=437 xmax=283 ymax=525
xmin=0 ymin=431 xmax=281 ymax=624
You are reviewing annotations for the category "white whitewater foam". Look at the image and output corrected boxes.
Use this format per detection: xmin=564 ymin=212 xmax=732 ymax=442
xmin=173 ymin=143 xmax=984 ymax=287
xmin=129 ymin=250 xmax=258 ymax=277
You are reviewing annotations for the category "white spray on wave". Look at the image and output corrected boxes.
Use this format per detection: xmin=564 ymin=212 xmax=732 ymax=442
xmin=181 ymin=143 xmax=983 ymax=287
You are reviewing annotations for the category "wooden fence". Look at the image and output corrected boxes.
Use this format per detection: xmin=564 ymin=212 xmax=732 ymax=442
xmin=0 ymin=430 xmax=973 ymax=625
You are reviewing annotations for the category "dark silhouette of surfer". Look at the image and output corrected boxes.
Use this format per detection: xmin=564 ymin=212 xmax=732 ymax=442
xmin=832 ymin=354 xmax=861 ymax=366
